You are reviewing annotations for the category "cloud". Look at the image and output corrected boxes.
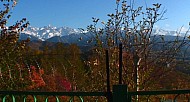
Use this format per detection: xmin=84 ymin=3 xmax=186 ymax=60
xmin=154 ymin=25 xmax=159 ymax=29
xmin=175 ymin=26 xmax=190 ymax=36
xmin=176 ymin=26 xmax=188 ymax=33
xmin=180 ymin=26 xmax=188 ymax=33
xmin=165 ymin=24 xmax=170 ymax=28
xmin=154 ymin=24 xmax=171 ymax=31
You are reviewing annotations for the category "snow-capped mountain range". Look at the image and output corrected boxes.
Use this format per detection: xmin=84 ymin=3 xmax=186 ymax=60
xmin=20 ymin=25 xmax=186 ymax=41
xmin=21 ymin=25 xmax=80 ymax=41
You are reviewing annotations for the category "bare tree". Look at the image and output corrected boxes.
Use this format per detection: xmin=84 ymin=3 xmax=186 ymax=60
xmin=83 ymin=0 xmax=190 ymax=94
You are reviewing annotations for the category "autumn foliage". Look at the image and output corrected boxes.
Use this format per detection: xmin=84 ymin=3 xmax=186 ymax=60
xmin=0 ymin=0 xmax=74 ymax=91
xmin=1 ymin=2 xmax=190 ymax=102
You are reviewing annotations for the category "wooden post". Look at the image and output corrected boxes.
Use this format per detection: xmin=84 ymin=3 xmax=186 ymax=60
xmin=106 ymin=50 xmax=112 ymax=102
xmin=119 ymin=43 xmax=122 ymax=84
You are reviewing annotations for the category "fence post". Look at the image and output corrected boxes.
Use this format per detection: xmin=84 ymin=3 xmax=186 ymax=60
xmin=119 ymin=43 xmax=123 ymax=84
xmin=106 ymin=50 xmax=113 ymax=102
xmin=113 ymin=85 xmax=128 ymax=102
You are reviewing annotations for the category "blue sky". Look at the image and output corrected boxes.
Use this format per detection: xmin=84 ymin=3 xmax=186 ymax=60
xmin=7 ymin=0 xmax=190 ymax=31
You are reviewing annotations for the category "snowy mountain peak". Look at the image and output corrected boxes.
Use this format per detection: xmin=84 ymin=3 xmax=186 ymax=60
xmin=21 ymin=26 xmax=80 ymax=41
xmin=21 ymin=25 xmax=188 ymax=42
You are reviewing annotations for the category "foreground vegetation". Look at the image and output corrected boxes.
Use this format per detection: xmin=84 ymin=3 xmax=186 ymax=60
xmin=1 ymin=0 xmax=190 ymax=101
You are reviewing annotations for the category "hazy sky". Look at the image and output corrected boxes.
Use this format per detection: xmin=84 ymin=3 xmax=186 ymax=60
xmin=7 ymin=0 xmax=190 ymax=31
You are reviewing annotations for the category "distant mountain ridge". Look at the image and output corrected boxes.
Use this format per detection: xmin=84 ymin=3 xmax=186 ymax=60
xmin=20 ymin=25 xmax=186 ymax=44
xmin=21 ymin=25 xmax=80 ymax=41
